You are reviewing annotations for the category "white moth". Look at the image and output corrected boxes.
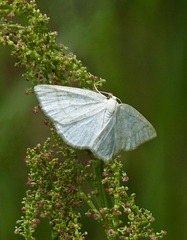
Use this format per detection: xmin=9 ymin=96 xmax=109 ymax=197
xmin=34 ymin=85 xmax=156 ymax=161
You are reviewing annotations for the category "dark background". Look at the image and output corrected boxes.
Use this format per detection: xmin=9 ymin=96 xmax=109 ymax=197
xmin=0 ymin=0 xmax=186 ymax=239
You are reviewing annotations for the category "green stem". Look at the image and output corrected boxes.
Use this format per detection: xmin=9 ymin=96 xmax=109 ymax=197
xmin=92 ymin=160 xmax=113 ymax=209
xmin=51 ymin=230 xmax=60 ymax=240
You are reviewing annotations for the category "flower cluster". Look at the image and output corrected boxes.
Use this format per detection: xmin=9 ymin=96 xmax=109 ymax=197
xmin=15 ymin=138 xmax=87 ymax=239
xmin=0 ymin=0 xmax=105 ymax=94
xmin=84 ymin=158 xmax=167 ymax=239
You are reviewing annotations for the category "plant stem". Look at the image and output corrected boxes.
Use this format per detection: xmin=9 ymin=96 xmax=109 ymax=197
xmin=51 ymin=230 xmax=60 ymax=240
xmin=92 ymin=160 xmax=113 ymax=208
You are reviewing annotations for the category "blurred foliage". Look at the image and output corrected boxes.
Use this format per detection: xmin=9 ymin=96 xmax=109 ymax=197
xmin=0 ymin=0 xmax=186 ymax=239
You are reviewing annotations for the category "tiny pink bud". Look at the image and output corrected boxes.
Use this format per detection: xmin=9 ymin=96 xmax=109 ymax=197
xmin=150 ymin=217 xmax=155 ymax=222
xmin=85 ymin=159 xmax=90 ymax=165
xmin=108 ymin=229 xmax=115 ymax=236
xmin=71 ymin=225 xmax=75 ymax=229
xmin=9 ymin=13 xmax=15 ymax=18
xmin=123 ymin=177 xmax=129 ymax=182
xmin=99 ymin=208 xmax=104 ymax=214
xmin=22 ymin=207 xmax=26 ymax=212
xmin=125 ymin=208 xmax=131 ymax=214
xmin=105 ymin=189 xmax=109 ymax=193
xmin=33 ymin=109 xmax=38 ymax=114
xmin=57 ymin=203 xmax=62 ymax=209
xmin=93 ymin=214 xmax=99 ymax=220
xmin=101 ymin=179 xmax=106 ymax=184
xmin=102 ymin=172 xmax=108 ymax=177
xmin=37 ymin=200 xmax=43 ymax=206
xmin=35 ymin=219 xmax=40 ymax=224
xmin=25 ymin=90 xmax=29 ymax=95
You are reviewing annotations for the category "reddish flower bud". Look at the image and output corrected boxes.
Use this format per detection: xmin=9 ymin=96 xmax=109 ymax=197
xmin=150 ymin=217 xmax=155 ymax=222
xmin=9 ymin=13 xmax=15 ymax=18
xmin=35 ymin=219 xmax=40 ymax=224
xmin=105 ymin=189 xmax=109 ymax=193
xmin=93 ymin=214 xmax=99 ymax=220
xmin=123 ymin=177 xmax=129 ymax=182
xmin=99 ymin=208 xmax=104 ymax=214
xmin=101 ymin=179 xmax=106 ymax=184
xmin=22 ymin=207 xmax=26 ymax=212
xmin=108 ymin=229 xmax=115 ymax=236
xmin=33 ymin=109 xmax=38 ymax=114
xmin=102 ymin=172 xmax=108 ymax=177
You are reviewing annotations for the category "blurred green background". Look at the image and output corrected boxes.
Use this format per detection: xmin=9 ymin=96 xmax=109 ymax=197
xmin=0 ymin=0 xmax=186 ymax=239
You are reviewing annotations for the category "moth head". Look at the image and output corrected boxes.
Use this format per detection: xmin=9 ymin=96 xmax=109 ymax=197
xmin=108 ymin=93 xmax=121 ymax=104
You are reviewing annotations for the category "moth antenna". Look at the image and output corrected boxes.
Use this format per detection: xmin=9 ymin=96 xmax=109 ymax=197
xmin=116 ymin=97 xmax=122 ymax=104
xmin=94 ymin=83 xmax=105 ymax=97
xmin=94 ymin=83 xmax=100 ymax=94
